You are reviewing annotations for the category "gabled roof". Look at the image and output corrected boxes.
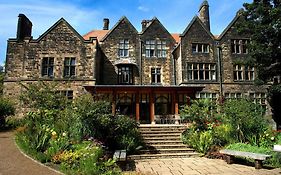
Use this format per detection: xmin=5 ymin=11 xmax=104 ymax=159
xmin=36 ymin=18 xmax=85 ymax=42
xmin=140 ymin=17 xmax=176 ymax=43
xmin=83 ymin=30 xmax=108 ymax=41
xmin=100 ymin=16 xmax=138 ymax=42
xmin=217 ymin=12 xmax=244 ymax=40
xmin=180 ymin=16 xmax=214 ymax=39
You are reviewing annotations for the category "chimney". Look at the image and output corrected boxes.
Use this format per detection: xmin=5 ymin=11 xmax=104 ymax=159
xmin=141 ymin=20 xmax=151 ymax=31
xmin=198 ymin=0 xmax=210 ymax=31
xmin=17 ymin=14 xmax=32 ymax=41
xmin=103 ymin=18 xmax=109 ymax=30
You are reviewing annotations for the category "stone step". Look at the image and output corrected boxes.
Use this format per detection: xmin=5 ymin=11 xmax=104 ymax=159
xmin=143 ymin=137 xmax=181 ymax=141
xmin=140 ymin=130 xmax=183 ymax=134
xmin=146 ymin=144 xmax=188 ymax=149
xmin=144 ymin=140 xmax=183 ymax=144
xmin=140 ymin=148 xmax=195 ymax=154
xmin=128 ymin=152 xmax=200 ymax=160
xmin=141 ymin=133 xmax=181 ymax=137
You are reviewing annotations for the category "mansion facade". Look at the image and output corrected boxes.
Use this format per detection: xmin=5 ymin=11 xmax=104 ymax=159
xmin=4 ymin=1 xmax=269 ymax=124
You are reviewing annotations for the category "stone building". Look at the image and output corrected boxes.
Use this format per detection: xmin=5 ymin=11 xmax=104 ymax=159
xmin=4 ymin=1 xmax=270 ymax=125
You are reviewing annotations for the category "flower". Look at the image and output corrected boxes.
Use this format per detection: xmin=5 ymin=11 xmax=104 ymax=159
xmin=52 ymin=131 xmax=57 ymax=136
xmin=62 ymin=132 xmax=67 ymax=137
xmin=271 ymin=137 xmax=275 ymax=141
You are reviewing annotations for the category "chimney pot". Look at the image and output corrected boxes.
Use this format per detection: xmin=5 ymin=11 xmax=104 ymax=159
xmin=103 ymin=18 xmax=109 ymax=30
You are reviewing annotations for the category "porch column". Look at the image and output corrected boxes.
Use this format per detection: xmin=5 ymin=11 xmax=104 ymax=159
xmin=112 ymin=91 xmax=116 ymax=116
xmin=149 ymin=93 xmax=155 ymax=125
xmin=135 ymin=93 xmax=140 ymax=123
xmin=173 ymin=93 xmax=180 ymax=124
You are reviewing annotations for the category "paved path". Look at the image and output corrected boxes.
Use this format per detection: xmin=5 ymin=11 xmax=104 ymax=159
xmin=135 ymin=158 xmax=281 ymax=175
xmin=0 ymin=131 xmax=62 ymax=175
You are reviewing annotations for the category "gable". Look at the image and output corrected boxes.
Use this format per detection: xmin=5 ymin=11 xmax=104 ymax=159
xmin=141 ymin=18 xmax=175 ymax=43
xmin=101 ymin=17 xmax=138 ymax=42
xmin=218 ymin=14 xmax=249 ymax=40
xmin=180 ymin=16 xmax=214 ymax=40
xmin=35 ymin=18 xmax=85 ymax=43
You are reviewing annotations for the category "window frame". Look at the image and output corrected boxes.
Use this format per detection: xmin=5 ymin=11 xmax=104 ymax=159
xmin=118 ymin=39 xmax=129 ymax=57
xmin=118 ymin=65 xmax=133 ymax=85
xmin=64 ymin=57 xmax=76 ymax=78
xmin=231 ymin=39 xmax=249 ymax=54
xmin=187 ymin=63 xmax=216 ymax=81
xmin=151 ymin=67 xmax=161 ymax=84
xmin=41 ymin=57 xmax=54 ymax=78
xmin=191 ymin=43 xmax=210 ymax=54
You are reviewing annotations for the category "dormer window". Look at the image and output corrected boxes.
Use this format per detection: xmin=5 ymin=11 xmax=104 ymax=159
xmin=231 ymin=39 xmax=248 ymax=54
xmin=192 ymin=43 xmax=209 ymax=53
xmin=118 ymin=39 xmax=129 ymax=57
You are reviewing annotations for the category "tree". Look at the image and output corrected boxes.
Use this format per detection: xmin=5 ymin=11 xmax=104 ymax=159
xmin=240 ymin=0 xmax=281 ymax=82
xmin=240 ymin=0 xmax=281 ymax=129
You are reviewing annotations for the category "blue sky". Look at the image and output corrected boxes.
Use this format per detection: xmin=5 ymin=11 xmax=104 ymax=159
xmin=0 ymin=0 xmax=252 ymax=65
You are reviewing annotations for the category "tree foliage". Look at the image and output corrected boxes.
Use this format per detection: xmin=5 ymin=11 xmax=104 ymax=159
xmin=240 ymin=0 xmax=281 ymax=82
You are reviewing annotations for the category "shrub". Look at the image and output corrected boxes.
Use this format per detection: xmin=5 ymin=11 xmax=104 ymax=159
xmin=0 ymin=97 xmax=15 ymax=128
xmin=58 ymin=142 xmax=121 ymax=175
xmin=182 ymin=128 xmax=213 ymax=154
xmin=223 ymin=99 xmax=268 ymax=143
xmin=180 ymin=99 xmax=220 ymax=131
xmin=19 ymin=81 xmax=70 ymax=110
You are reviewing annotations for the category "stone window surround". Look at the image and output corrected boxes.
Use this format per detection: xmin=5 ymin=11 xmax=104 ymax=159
xmin=64 ymin=57 xmax=76 ymax=77
xmin=187 ymin=62 xmax=216 ymax=81
xmin=117 ymin=65 xmax=133 ymax=85
xmin=224 ymin=92 xmax=243 ymax=99
xmin=41 ymin=57 xmax=54 ymax=78
xmin=231 ymin=39 xmax=249 ymax=54
xmin=192 ymin=43 xmax=210 ymax=53
xmin=118 ymin=39 xmax=129 ymax=57
xmin=145 ymin=39 xmax=167 ymax=58
xmin=57 ymin=90 xmax=74 ymax=100
xmin=249 ymin=92 xmax=266 ymax=106
xmin=151 ymin=67 xmax=161 ymax=84
xmin=196 ymin=92 xmax=218 ymax=99
xmin=233 ymin=64 xmax=255 ymax=81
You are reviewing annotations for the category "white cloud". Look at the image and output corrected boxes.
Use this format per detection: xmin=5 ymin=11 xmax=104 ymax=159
xmin=0 ymin=0 xmax=102 ymax=64
xmin=138 ymin=6 xmax=149 ymax=12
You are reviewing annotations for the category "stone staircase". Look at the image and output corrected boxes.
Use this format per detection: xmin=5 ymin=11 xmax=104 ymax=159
xmin=128 ymin=125 xmax=199 ymax=160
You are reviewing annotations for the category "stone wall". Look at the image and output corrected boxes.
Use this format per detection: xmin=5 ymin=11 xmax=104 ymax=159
xmin=4 ymin=19 xmax=97 ymax=109
xmin=99 ymin=17 xmax=140 ymax=85
xmin=140 ymin=18 xmax=176 ymax=85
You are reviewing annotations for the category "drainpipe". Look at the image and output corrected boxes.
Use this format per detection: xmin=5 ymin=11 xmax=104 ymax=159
xmin=216 ymin=44 xmax=223 ymax=103
xmin=139 ymin=39 xmax=143 ymax=85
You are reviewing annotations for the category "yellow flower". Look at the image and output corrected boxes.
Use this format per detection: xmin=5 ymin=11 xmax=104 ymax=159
xmin=52 ymin=131 xmax=57 ymax=136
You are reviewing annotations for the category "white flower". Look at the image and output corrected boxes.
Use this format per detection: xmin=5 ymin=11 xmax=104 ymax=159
xmin=271 ymin=137 xmax=275 ymax=140
xmin=62 ymin=132 xmax=67 ymax=137
xmin=51 ymin=131 xmax=57 ymax=136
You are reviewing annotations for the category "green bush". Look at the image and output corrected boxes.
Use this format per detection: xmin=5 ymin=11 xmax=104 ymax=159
xmin=57 ymin=142 xmax=121 ymax=175
xmin=223 ymin=99 xmax=268 ymax=143
xmin=180 ymin=99 xmax=221 ymax=131
xmin=0 ymin=97 xmax=15 ymax=128
xmin=182 ymin=128 xmax=213 ymax=154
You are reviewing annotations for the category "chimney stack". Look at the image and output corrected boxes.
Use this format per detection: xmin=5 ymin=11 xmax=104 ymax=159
xmin=17 ymin=14 xmax=32 ymax=41
xmin=103 ymin=18 xmax=109 ymax=30
xmin=198 ymin=0 xmax=210 ymax=31
xmin=141 ymin=20 xmax=151 ymax=31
